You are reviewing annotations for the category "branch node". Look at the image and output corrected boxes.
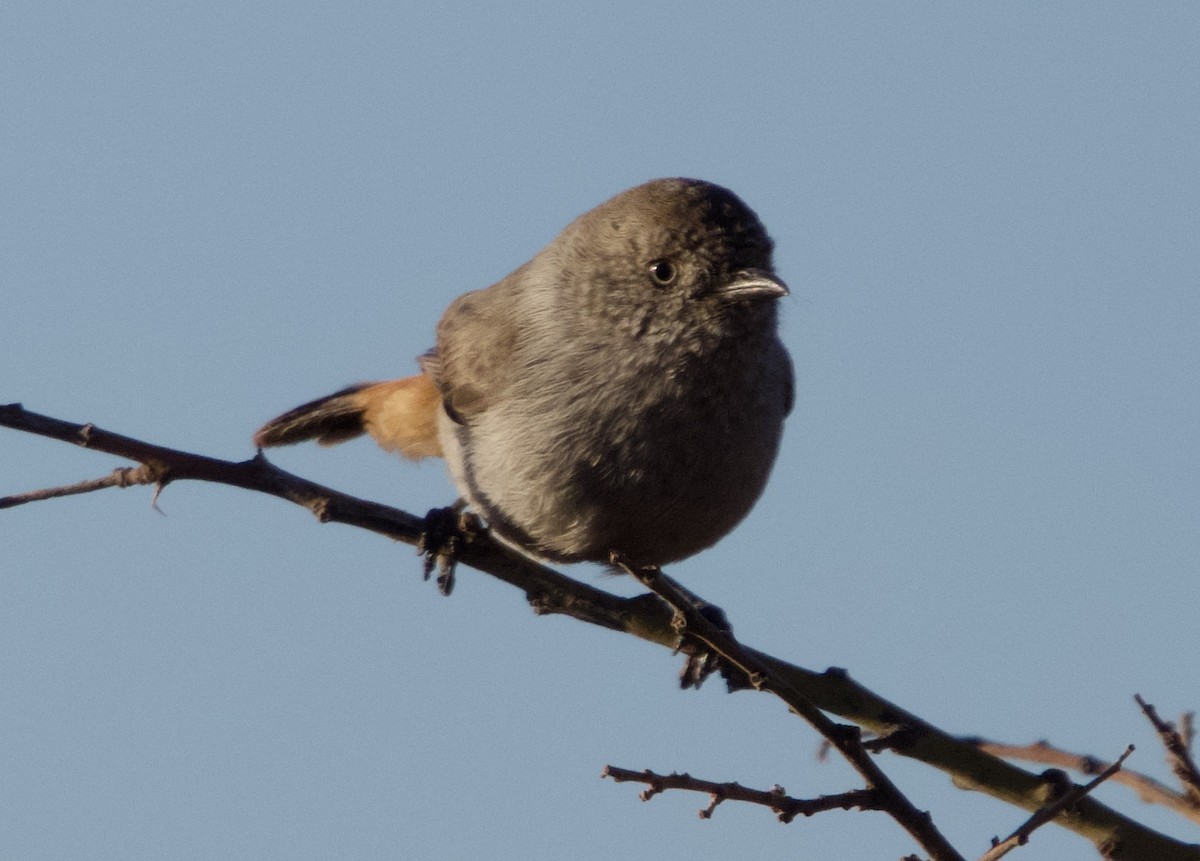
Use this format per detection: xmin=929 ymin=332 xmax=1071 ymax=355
xmin=980 ymin=745 xmax=1135 ymax=861
xmin=1035 ymin=768 xmax=1074 ymax=804
xmin=699 ymin=791 xmax=723 ymax=819
xmin=640 ymin=770 xmax=668 ymax=802
xmin=864 ymin=724 xmax=921 ymax=754
xmin=310 ymin=497 xmax=334 ymax=523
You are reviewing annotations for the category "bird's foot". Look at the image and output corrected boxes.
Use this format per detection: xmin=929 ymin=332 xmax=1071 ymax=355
xmin=418 ymin=501 xmax=477 ymax=596
xmin=676 ymin=602 xmax=734 ymax=690
xmin=607 ymin=553 xmax=733 ymax=690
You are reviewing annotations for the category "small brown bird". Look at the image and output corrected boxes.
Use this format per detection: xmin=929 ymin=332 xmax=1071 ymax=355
xmin=255 ymin=178 xmax=792 ymax=569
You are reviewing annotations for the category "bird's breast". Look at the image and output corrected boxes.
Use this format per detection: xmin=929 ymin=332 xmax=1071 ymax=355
xmin=446 ymin=331 xmax=789 ymax=566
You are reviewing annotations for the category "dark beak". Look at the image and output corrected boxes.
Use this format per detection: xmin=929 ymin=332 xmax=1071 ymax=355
xmin=715 ymin=269 xmax=789 ymax=301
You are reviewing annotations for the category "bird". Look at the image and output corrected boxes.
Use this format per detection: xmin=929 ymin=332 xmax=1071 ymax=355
xmin=254 ymin=178 xmax=793 ymax=572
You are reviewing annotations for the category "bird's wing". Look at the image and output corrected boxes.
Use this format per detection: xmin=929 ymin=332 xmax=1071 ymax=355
xmin=422 ymin=268 xmax=528 ymax=424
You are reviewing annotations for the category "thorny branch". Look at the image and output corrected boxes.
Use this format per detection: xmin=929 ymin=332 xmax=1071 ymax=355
xmin=613 ymin=558 xmax=965 ymax=860
xmin=1137 ymin=695 xmax=1200 ymax=810
xmin=601 ymin=765 xmax=882 ymax=822
xmin=3 ymin=403 xmax=1200 ymax=861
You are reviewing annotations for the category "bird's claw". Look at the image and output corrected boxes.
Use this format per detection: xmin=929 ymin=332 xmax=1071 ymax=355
xmin=418 ymin=503 xmax=476 ymax=596
xmin=677 ymin=603 xmax=734 ymax=690
xmin=606 ymin=553 xmax=735 ymax=690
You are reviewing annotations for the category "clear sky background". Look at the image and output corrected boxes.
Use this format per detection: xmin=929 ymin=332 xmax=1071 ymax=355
xmin=2 ymin=4 xmax=1197 ymax=860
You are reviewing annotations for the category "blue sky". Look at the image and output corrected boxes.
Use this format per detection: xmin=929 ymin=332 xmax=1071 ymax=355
xmin=3 ymin=4 xmax=1198 ymax=859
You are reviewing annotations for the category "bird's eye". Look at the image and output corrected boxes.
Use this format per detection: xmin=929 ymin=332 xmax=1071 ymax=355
xmin=648 ymin=260 xmax=676 ymax=286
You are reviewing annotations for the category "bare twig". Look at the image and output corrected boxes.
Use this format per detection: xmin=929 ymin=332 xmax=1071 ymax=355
xmin=4 ymin=403 xmax=1200 ymax=861
xmin=602 ymin=765 xmax=880 ymax=822
xmin=0 ymin=464 xmax=164 ymax=508
xmin=1137 ymin=695 xmax=1200 ymax=809
xmin=974 ymin=739 xmax=1200 ymax=825
xmin=979 ymin=746 xmax=1134 ymax=861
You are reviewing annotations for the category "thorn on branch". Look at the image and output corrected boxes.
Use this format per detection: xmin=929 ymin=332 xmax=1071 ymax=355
xmin=150 ymin=477 xmax=171 ymax=514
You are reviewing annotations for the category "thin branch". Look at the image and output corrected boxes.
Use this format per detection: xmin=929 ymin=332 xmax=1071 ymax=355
xmin=4 ymin=403 xmax=1200 ymax=861
xmin=0 ymin=464 xmax=164 ymax=508
xmin=0 ymin=404 xmax=646 ymax=636
xmin=602 ymin=765 xmax=881 ymax=823
xmin=975 ymin=739 xmax=1200 ymax=825
xmin=979 ymin=746 xmax=1134 ymax=861
xmin=1137 ymin=695 xmax=1200 ymax=809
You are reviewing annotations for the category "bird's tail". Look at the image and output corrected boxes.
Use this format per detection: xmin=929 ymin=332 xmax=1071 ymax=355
xmin=253 ymin=375 xmax=443 ymax=460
